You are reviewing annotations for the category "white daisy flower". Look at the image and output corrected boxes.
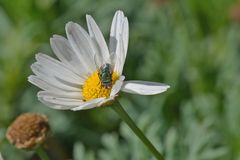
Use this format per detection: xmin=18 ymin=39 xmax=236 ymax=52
xmin=28 ymin=10 xmax=170 ymax=111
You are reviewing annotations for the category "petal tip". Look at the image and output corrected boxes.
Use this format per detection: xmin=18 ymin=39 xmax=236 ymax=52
xmin=70 ymin=107 xmax=78 ymax=111
xmin=65 ymin=21 xmax=75 ymax=32
xmin=27 ymin=75 xmax=34 ymax=82
xmin=86 ymin=14 xmax=92 ymax=19
xmin=116 ymin=10 xmax=124 ymax=15
xmin=35 ymin=53 xmax=44 ymax=59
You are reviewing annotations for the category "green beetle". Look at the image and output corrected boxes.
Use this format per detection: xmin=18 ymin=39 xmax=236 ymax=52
xmin=99 ymin=63 xmax=112 ymax=88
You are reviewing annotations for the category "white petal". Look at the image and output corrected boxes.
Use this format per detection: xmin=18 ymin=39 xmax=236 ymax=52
xmin=38 ymin=90 xmax=82 ymax=104
xmin=121 ymin=81 xmax=170 ymax=95
xmin=109 ymin=10 xmax=129 ymax=75
xmin=50 ymin=35 xmax=89 ymax=77
xmin=35 ymin=53 xmax=84 ymax=84
xmin=38 ymin=91 xmax=82 ymax=99
xmin=29 ymin=75 xmax=64 ymax=92
xmin=71 ymin=98 xmax=105 ymax=111
xmin=65 ymin=22 xmax=96 ymax=73
xmin=31 ymin=63 xmax=81 ymax=91
xmin=38 ymin=90 xmax=83 ymax=110
xmin=113 ymin=35 xmax=125 ymax=75
xmin=98 ymin=97 xmax=115 ymax=106
xmin=31 ymin=53 xmax=84 ymax=92
xmin=38 ymin=96 xmax=80 ymax=110
xmin=122 ymin=18 xmax=129 ymax=58
xmin=110 ymin=76 xmax=125 ymax=97
xmin=86 ymin=15 xmax=110 ymax=66
xmin=109 ymin=11 xmax=124 ymax=53
xmin=42 ymin=97 xmax=82 ymax=106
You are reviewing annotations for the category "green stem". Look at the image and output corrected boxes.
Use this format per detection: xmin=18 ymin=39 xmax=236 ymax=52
xmin=111 ymin=101 xmax=165 ymax=160
xmin=36 ymin=146 xmax=50 ymax=160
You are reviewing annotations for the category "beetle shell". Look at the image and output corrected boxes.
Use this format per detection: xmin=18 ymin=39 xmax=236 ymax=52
xmin=99 ymin=63 xmax=112 ymax=88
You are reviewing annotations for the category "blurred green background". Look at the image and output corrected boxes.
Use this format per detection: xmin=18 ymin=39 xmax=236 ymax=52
xmin=1 ymin=0 xmax=240 ymax=159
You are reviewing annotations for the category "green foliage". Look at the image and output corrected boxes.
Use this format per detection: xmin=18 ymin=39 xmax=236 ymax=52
xmin=0 ymin=0 xmax=240 ymax=159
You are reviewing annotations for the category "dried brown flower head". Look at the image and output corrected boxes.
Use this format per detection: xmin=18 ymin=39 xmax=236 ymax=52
xmin=230 ymin=1 xmax=240 ymax=22
xmin=6 ymin=113 xmax=49 ymax=149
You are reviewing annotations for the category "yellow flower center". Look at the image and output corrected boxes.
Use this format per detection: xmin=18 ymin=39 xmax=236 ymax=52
xmin=82 ymin=71 xmax=119 ymax=101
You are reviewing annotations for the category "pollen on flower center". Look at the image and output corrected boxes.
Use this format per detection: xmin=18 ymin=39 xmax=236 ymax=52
xmin=82 ymin=71 xmax=119 ymax=101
